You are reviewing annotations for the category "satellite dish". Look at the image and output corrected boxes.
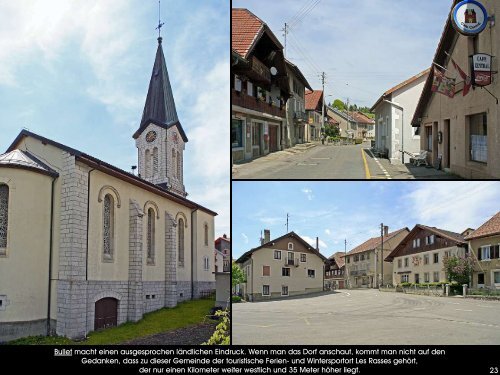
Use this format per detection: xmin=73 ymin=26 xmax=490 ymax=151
xmin=270 ymin=67 xmax=278 ymax=76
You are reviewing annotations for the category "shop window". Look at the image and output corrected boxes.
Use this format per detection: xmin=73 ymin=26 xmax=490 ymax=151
xmin=231 ymin=119 xmax=243 ymax=148
xmin=469 ymin=113 xmax=487 ymax=163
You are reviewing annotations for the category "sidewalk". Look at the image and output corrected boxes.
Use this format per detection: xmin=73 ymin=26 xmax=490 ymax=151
xmin=232 ymin=142 xmax=317 ymax=175
xmin=366 ymin=150 xmax=461 ymax=180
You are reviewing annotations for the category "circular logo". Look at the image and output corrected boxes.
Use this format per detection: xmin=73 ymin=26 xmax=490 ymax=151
xmin=452 ymin=0 xmax=488 ymax=36
xmin=145 ymin=130 xmax=157 ymax=143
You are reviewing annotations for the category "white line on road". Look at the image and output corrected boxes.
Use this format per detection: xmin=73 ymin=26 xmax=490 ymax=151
xmin=455 ymin=309 xmax=473 ymax=312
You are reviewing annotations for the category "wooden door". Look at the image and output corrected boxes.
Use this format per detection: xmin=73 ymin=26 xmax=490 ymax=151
xmin=269 ymin=126 xmax=278 ymax=152
xmin=94 ymin=298 xmax=118 ymax=330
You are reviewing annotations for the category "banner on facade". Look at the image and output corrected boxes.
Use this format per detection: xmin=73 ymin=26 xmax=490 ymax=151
xmin=451 ymin=58 xmax=472 ymax=96
xmin=431 ymin=66 xmax=456 ymax=98
xmin=471 ymin=53 xmax=492 ymax=86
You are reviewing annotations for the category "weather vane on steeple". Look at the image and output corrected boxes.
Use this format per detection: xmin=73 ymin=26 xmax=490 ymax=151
xmin=156 ymin=0 xmax=165 ymax=42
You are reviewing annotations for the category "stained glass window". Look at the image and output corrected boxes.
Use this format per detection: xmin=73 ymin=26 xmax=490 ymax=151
xmin=147 ymin=208 xmax=155 ymax=263
xmin=103 ymin=194 xmax=114 ymax=259
xmin=0 ymin=185 xmax=8 ymax=249
xmin=178 ymin=218 xmax=184 ymax=265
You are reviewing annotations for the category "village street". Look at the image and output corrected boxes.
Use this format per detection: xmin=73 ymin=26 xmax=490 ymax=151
xmin=232 ymin=143 xmax=456 ymax=180
xmin=232 ymin=289 xmax=500 ymax=345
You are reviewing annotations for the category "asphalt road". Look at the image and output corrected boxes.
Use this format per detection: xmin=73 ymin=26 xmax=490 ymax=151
xmin=232 ymin=289 xmax=500 ymax=345
xmin=233 ymin=144 xmax=369 ymax=180
xmin=232 ymin=144 xmax=456 ymax=180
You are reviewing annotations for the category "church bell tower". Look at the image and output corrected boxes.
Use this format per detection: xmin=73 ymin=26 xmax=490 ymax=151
xmin=133 ymin=32 xmax=188 ymax=197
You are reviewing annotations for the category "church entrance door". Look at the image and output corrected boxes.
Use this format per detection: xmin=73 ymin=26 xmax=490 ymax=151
xmin=94 ymin=297 xmax=118 ymax=330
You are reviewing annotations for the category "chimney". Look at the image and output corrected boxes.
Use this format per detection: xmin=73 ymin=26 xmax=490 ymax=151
xmin=264 ymin=229 xmax=271 ymax=244
xmin=384 ymin=226 xmax=389 ymax=237
xmin=223 ymin=234 xmax=227 ymax=239
xmin=316 ymin=237 xmax=319 ymax=251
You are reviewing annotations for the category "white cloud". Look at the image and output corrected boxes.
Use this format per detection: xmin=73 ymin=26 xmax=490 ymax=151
xmin=241 ymin=233 xmax=249 ymax=244
xmin=300 ymin=235 xmax=327 ymax=251
xmin=325 ymin=229 xmax=331 ymax=235
xmin=301 ymin=188 xmax=314 ymax=201
xmin=405 ymin=182 xmax=500 ymax=233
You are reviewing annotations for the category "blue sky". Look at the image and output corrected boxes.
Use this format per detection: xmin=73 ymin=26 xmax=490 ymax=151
xmin=232 ymin=0 xmax=452 ymax=107
xmin=232 ymin=181 xmax=500 ymax=259
xmin=0 ymin=1 xmax=229 ymax=236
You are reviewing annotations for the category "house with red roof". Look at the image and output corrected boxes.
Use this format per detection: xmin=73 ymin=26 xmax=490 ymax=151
xmin=231 ymin=8 xmax=291 ymax=163
xmin=371 ymin=68 xmax=430 ymax=165
xmin=411 ymin=0 xmax=500 ymax=178
xmin=325 ymin=252 xmax=346 ymax=290
xmin=465 ymin=212 xmax=500 ymax=289
xmin=386 ymin=225 xmax=468 ymax=286
xmin=305 ymin=90 xmax=325 ymax=142
xmin=284 ymin=59 xmax=313 ymax=147
xmin=343 ymin=227 xmax=409 ymax=288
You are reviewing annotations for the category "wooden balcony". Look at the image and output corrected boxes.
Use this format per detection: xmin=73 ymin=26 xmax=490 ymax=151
xmin=232 ymin=89 xmax=286 ymax=118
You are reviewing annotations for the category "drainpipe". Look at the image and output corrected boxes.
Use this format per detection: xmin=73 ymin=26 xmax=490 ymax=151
xmin=86 ymin=169 xmax=96 ymax=281
xmin=46 ymin=176 xmax=57 ymax=336
xmin=191 ymin=208 xmax=198 ymax=300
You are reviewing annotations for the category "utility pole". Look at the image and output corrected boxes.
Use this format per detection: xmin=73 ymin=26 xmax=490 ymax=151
xmin=321 ymin=72 xmax=326 ymax=139
xmin=380 ymin=223 xmax=384 ymax=288
xmin=344 ymin=239 xmax=348 ymax=289
xmin=346 ymin=98 xmax=350 ymax=140
xmin=286 ymin=213 xmax=290 ymax=233
xmin=282 ymin=23 xmax=289 ymax=57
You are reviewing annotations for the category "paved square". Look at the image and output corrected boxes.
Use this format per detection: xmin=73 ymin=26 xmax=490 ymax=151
xmin=232 ymin=290 xmax=500 ymax=345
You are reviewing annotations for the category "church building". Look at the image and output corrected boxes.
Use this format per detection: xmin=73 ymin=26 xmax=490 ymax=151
xmin=0 ymin=35 xmax=217 ymax=341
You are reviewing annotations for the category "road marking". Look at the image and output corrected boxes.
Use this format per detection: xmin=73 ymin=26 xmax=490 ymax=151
xmin=413 ymin=308 xmax=426 ymax=310
xmin=361 ymin=149 xmax=372 ymax=180
xmin=365 ymin=149 xmax=392 ymax=180
xmin=297 ymin=163 xmax=318 ymax=166
xmin=455 ymin=309 xmax=473 ymax=312
xmin=311 ymin=158 xmax=331 ymax=160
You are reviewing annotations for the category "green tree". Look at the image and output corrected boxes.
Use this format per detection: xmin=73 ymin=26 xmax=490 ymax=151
xmin=324 ymin=125 xmax=340 ymax=138
xmin=332 ymin=99 xmax=345 ymax=111
xmin=232 ymin=261 xmax=246 ymax=288
xmin=442 ymin=253 xmax=475 ymax=285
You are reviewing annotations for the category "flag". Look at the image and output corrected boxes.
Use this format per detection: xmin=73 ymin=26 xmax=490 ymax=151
xmin=452 ymin=59 xmax=472 ymax=96
xmin=431 ymin=66 xmax=455 ymax=98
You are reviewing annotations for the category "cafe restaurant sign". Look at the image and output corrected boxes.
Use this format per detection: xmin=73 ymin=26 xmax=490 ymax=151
xmin=452 ymin=0 xmax=488 ymax=36
xmin=472 ymin=53 xmax=493 ymax=86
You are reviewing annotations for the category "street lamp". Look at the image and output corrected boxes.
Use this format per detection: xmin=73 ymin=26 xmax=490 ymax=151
xmin=383 ymin=99 xmax=405 ymax=164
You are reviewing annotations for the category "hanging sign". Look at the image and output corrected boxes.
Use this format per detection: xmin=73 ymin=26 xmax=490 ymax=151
xmin=452 ymin=0 xmax=488 ymax=36
xmin=471 ymin=53 xmax=493 ymax=86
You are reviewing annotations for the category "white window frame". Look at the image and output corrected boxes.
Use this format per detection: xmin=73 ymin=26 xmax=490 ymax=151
xmin=492 ymin=269 xmax=500 ymax=287
xmin=397 ymin=259 xmax=402 ymax=268
xmin=281 ymin=285 xmax=289 ymax=296
xmin=262 ymin=285 xmax=270 ymax=296
xmin=424 ymin=272 xmax=430 ymax=283
xmin=247 ymin=81 xmax=253 ymax=96
xmin=433 ymin=253 xmax=439 ymax=264
xmin=433 ymin=271 xmax=440 ymax=282
xmin=481 ymin=246 xmax=491 ymax=261
xmin=203 ymin=256 xmax=210 ymax=271
xmin=401 ymin=274 xmax=409 ymax=283
xmin=282 ymin=267 xmax=291 ymax=277
xmin=424 ymin=254 xmax=429 ymax=265
xmin=404 ymin=257 xmax=409 ymax=267
xmin=300 ymin=253 xmax=307 ymax=263
xmin=288 ymin=242 xmax=294 ymax=250
xmin=308 ymin=269 xmax=316 ymax=278
xmin=234 ymin=76 xmax=242 ymax=92
xmin=274 ymin=250 xmax=282 ymax=260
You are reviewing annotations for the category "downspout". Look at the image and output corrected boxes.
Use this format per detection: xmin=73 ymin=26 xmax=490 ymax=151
xmin=46 ymin=176 xmax=57 ymax=336
xmin=86 ymin=169 xmax=96 ymax=281
xmin=190 ymin=208 xmax=198 ymax=300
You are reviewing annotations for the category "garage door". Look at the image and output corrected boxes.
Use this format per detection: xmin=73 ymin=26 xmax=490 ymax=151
xmin=94 ymin=297 xmax=118 ymax=330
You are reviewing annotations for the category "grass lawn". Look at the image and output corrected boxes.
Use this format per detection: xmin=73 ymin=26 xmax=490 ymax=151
xmin=9 ymin=298 xmax=215 ymax=345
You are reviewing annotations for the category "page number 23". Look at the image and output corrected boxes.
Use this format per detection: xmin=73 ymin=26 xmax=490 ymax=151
xmin=491 ymin=368 xmax=499 ymax=374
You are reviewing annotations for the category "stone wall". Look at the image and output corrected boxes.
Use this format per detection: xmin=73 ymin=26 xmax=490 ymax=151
xmin=143 ymin=282 xmax=165 ymax=313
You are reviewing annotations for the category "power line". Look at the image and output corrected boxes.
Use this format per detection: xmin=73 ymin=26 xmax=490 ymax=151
xmin=286 ymin=0 xmax=316 ymax=26
xmin=288 ymin=0 xmax=321 ymax=29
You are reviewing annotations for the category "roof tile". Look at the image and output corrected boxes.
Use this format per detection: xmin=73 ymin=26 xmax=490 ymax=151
xmin=465 ymin=212 xmax=500 ymax=240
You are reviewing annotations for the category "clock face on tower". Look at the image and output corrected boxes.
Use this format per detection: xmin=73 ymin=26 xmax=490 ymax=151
xmin=146 ymin=131 xmax=157 ymax=143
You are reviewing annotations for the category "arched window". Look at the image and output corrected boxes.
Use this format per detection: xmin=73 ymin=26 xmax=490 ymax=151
xmin=103 ymin=194 xmax=114 ymax=260
xmin=172 ymin=149 xmax=176 ymax=178
xmin=145 ymin=149 xmax=151 ymax=178
xmin=0 ymin=184 xmax=8 ymax=251
xmin=153 ymin=147 xmax=158 ymax=176
xmin=147 ymin=208 xmax=155 ymax=264
xmin=178 ymin=218 xmax=184 ymax=266
xmin=176 ymin=151 xmax=181 ymax=181
xmin=204 ymin=223 xmax=209 ymax=246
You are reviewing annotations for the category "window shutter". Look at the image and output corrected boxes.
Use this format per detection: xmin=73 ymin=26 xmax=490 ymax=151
xmin=477 ymin=248 xmax=482 ymax=261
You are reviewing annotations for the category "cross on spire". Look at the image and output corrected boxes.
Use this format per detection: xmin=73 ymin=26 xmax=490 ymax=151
xmin=156 ymin=0 xmax=165 ymax=42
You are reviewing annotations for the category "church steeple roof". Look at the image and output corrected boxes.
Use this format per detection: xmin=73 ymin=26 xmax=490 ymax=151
xmin=133 ymin=37 xmax=188 ymax=142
